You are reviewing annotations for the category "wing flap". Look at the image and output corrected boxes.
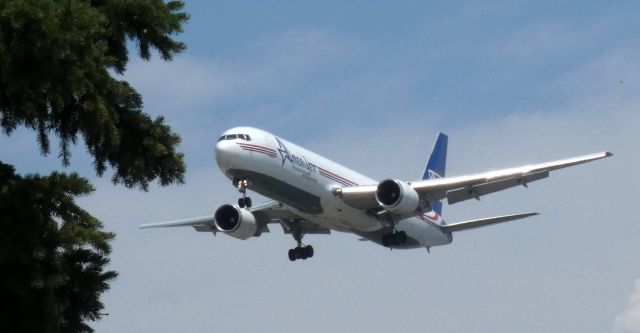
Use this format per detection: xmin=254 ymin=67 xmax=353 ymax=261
xmin=440 ymin=212 xmax=538 ymax=232
xmin=279 ymin=220 xmax=331 ymax=235
xmin=193 ymin=224 xmax=217 ymax=232
xmin=446 ymin=170 xmax=549 ymax=204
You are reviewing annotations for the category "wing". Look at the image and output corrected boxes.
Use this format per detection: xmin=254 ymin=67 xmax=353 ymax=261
xmin=440 ymin=212 xmax=539 ymax=232
xmin=336 ymin=151 xmax=612 ymax=211
xmin=139 ymin=200 xmax=330 ymax=234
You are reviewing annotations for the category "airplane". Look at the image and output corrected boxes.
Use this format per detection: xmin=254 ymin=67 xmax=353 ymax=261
xmin=140 ymin=127 xmax=612 ymax=261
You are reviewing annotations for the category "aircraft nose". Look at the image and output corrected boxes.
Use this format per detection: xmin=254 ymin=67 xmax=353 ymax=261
xmin=215 ymin=139 xmax=234 ymax=171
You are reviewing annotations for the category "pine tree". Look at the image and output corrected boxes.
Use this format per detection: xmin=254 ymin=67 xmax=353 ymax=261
xmin=0 ymin=1 xmax=189 ymax=332
xmin=0 ymin=162 xmax=117 ymax=332
xmin=0 ymin=0 xmax=189 ymax=190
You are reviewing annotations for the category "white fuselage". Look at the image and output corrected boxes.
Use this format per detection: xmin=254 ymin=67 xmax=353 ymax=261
xmin=215 ymin=127 xmax=451 ymax=249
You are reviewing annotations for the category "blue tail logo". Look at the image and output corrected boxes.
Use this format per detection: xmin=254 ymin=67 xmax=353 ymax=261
xmin=421 ymin=133 xmax=448 ymax=216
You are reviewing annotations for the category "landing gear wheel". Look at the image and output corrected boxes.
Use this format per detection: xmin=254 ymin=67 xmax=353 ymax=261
xmin=382 ymin=234 xmax=390 ymax=247
xmin=398 ymin=231 xmax=407 ymax=243
xmin=382 ymin=230 xmax=408 ymax=247
xmin=393 ymin=231 xmax=407 ymax=244
xmin=288 ymin=249 xmax=296 ymax=261
xmin=304 ymin=245 xmax=314 ymax=258
xmin=236 ymin=178 xmax=251 ymax=209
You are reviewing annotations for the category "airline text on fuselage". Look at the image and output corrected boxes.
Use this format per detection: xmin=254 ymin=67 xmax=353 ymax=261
xmin=276 ymin=137 xmax=317 ymax=174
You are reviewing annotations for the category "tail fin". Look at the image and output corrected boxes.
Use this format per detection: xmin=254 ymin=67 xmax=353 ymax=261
xmin=421 ymin=133 xmax=448 ymax=216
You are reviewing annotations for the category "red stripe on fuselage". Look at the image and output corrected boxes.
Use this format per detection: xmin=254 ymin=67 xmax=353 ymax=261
xmin=237 ymin=142 xmax=277 ymax=154
xmin=239 ymin=145 xmax=277 ymax=157
xmin=318 ymin=167 xmax=358 ymax=186
xmin=318 ymin=170 xmax=352 ymax=186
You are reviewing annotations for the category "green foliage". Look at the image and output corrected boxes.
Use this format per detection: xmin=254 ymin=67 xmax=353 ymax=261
xmin=0 ymin=1 xmax=190 ymax=331
xmin=0 ymin=0 xmax=189 ymax=190
xmin=0 ymin=162 xmax=117 ymax=333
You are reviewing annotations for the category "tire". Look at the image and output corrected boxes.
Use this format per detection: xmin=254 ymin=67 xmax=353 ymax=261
xmin=305 ymin=245 xmax=314 ymax=258
xmin=293 ymin=248 xmax=303 ymax=260
xmin=245 ymin=197 xmax=252 ymax=208
xmin=382 ymin=234 xmax=391 ymax=247
xmin=238 ymin=198 xmax=245 ymax=208
xmin=399 ymin=231 xmax=408 ymax=243
xmin=288 ymin=249 xmax=296 ymax=261
xmin=392 ymin=232 xmax=400 ymax=245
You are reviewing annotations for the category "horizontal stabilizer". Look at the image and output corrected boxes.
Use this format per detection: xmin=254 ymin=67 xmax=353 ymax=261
xmin=440 ymin=212 xmax=538 ymax=232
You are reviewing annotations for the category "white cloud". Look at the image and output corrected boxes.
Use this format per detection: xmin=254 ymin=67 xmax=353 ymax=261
xmin=122 ymin=28 xmax=362 ymax=116
xmin=500 ymin=21 xmax=584 ymax=60
xmin=114 ymin=27 xmax=367 ymax=156
xmin=615 ymin=278 xmax=640 ymax=332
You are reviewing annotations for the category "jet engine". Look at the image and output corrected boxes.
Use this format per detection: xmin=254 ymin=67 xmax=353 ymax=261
xmin=213 ymin=204 xmax=259 ymax=240
xmin=375 ymin=179 xmax=420 ymax=214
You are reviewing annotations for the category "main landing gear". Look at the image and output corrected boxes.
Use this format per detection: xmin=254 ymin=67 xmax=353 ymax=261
xmin=378 ymin=214 xmax=408 ymax=247
xmin=288 ymin=246 xmax=314 ymax=261
xmin=288 ymin=221 xmax=314 ymax=261
xmin=382 ymin=230 xmax=408 ymax=247
xmin=234 ymin=178 xmax=252 ymax=208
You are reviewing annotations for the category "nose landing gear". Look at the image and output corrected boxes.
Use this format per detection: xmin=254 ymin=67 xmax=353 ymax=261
xmin=234 ymin=178 xmax=252 ymax=208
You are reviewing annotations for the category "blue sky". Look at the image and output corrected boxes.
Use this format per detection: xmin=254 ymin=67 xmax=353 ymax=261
xmin=2 ymin=1 xmax=640 ymax=332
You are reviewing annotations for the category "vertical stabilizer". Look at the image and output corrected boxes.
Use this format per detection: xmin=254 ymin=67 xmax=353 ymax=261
xmin=421 ymin=133 xmax=448 ymax=216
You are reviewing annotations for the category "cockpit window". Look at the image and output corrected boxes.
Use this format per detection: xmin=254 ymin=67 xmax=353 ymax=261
xmin=217 ymin=133 xmax=251 ymax=142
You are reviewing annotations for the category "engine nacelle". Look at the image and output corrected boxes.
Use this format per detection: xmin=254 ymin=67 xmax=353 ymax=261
xmin=214 ymin=204 xmax=258 ymax=240
xmin=375 ymin=179 xmax=420 ymax=214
